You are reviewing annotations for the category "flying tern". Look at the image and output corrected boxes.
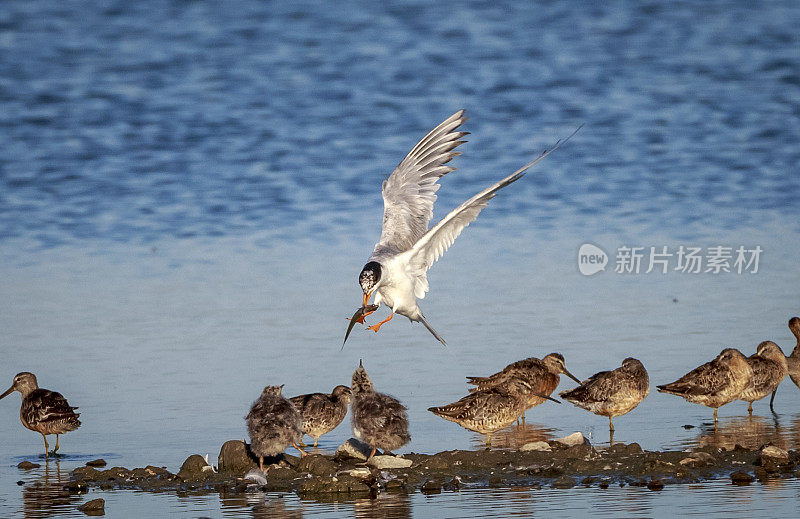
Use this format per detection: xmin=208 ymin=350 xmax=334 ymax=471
xmin=347 ymin=110 xmax=577 ymax=346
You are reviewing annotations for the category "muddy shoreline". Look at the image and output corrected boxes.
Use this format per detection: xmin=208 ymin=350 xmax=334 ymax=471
xmin=42 ymin=436 xmax=799 ymax=500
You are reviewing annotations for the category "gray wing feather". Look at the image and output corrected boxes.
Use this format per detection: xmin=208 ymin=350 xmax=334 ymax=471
xmin=405 ymin=128 xmax=579 ymax=296
xmin=375 ymin=110 xmax=468 ymax=254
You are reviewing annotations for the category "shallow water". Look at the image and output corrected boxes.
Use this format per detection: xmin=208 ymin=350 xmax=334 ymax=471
xmin=2 ymin=0 xmax=800 ymax=517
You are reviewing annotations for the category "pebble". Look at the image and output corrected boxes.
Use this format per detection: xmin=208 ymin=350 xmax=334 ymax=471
xmin=334 ymin=438 xmax=372 ymax=461
xmin=17 ymin=461 xmax=40 ymax=470
xmin=368 ymin=455 xmax=413 ymax=469
xmin=520 ymin=441 xmax=552 ymax=452
xmin=78 ymin=498 xmax=105 ymax=512
xmin=730 ymin=471 xmax=755 ymax=485
xmin=86 ymin=459 xmax=107 ymax=467
xmin=760 ymin=446 xmax=789 ymax=460
xmin=554 ymin=432 xmax=590 ymax=447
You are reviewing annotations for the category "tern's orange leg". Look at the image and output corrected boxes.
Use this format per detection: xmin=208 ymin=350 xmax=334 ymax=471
xmin=367 ymin=312 xmax=394 ymax=332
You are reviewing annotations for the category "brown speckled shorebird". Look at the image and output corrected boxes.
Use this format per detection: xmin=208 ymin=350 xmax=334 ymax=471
xmin=246 ymin=385 xmax=306 ymax=471
xmin=350 ymin=361 xmax=410 ymax=461
xmin=559 ymin=358 xmax=649 ymax=431
xmin=466 ymin=353 xmax=580 ymax=424
xmin=429 ymin=378 xmax=559 ymax=445
xmin=289 ymin=385 xmax=352 ymax=447
xmin=785 ymin=317 xmax=800 ymax=391
xmin=657 ymin=348 xmax=753 ymax=424
xmin=0 ymin=372 xmax=80 ymax=456
xmin=740 ymin=341 xmax=788 ymax=414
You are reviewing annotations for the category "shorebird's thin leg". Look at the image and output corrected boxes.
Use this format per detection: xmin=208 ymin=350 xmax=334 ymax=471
xmin=367 ymin=312 xmax=394 ymax=333
xmin=42 ymin=434 xmax=49 ymax=457
xmin=367 ymin=447 xmax=377 ymax=461
xmin=609 ymin=416 xmax=614 ymax=431
xmin=294 ymin=443 xmax=308 ymax=457
xmin=769 ymin=389 xmax=777 ymax=412
xmin=486 ymin=432 xmax=492 ymax=447
xmin=313 ymin=436 xmax=319 ymax=448
xmin=298 ymin=434 xmax=307 ymax=447
xmin=54 ymin=434 xmax=60 ymax=453
xmin=520 ymin=413 xmax=526 ymax=426
xmin=713 ymin=408 xmax=718 ymax=423
xmin=748 ymin=402 xmax=753 ymax=415
xmin=259 ymin=456 xmax=264 ymax=472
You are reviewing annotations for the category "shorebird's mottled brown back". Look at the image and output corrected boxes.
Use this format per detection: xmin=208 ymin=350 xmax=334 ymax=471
xmin=560 ymin=358 xmax=649 ymax=418
xmin=657 ymin=348 xmax=752 ymax=409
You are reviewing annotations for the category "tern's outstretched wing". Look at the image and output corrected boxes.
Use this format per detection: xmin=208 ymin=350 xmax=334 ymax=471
xmin=404 ymin=127 xmax=580 ymax=298
xmin=374 ymin=110 xmax=468 ymax=254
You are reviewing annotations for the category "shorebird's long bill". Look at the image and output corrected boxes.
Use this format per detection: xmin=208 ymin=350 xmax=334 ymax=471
xmin=0 ymin=386 xmax=13 ymax=400
xmin=564 ymin=370 xmax=581 ymax=384
xmin=534 ymin=392 xmax=561 ymax=404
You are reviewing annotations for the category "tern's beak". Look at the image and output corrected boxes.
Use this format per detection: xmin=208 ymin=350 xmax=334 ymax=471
xmin=362 ymin=290 xmax=373 ymax=307
xmin=563 ymin=369 xmax=581 ymax=385
xmin=0 ymin=386 xmax=14 ymax=400
xmin=533 ymin=392 xmax=561 ymax=404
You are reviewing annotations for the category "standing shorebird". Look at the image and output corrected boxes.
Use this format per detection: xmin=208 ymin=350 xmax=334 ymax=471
xmin=740 ymin=341 xmax=788 ymax=414
xmin=784 ymin=317 xmax=800 ymax=391
xmin=657 ymin=348 xmax=753 ymax=424
xmin=466 ymin=353 xmax=580 ymax=424
xmin=0 ymin=372 xmax=80 ymax=456
xmin=429 ymin=377 xmax=559 ymax=445
xmin=246 ymin=385 xmax=305 ymax=471
xmin=350 ymin=361 xmax=410 ymax=461
xmin=559 ymin=358 xmax=650 ymax=431
xmin=289 ymin=385 xmax=352 ymax=448
xmin=347 ymin=111 xmax=578 ymax=346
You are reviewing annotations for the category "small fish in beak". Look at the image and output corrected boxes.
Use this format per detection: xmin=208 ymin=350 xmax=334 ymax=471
xmin=343 ymin=304 xmax=380 ymax=348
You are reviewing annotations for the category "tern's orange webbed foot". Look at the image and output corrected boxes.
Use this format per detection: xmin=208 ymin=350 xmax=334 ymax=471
xmin=367 ymin=312 xmax=394 ymax=332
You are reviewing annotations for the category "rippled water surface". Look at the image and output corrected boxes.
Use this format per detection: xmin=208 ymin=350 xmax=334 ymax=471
xmin=2 ymin=0 xmax=800 ymax=517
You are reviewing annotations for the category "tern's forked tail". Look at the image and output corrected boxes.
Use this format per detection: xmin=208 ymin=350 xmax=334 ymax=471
xmin=418 ymin=313 xmax=446 ymax=347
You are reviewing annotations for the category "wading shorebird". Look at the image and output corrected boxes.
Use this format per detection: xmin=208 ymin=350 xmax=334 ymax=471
xmin=429 ymin=377 xmax=560 ymax=445
xmin=289 ymin=385 xmax=352 ymax=447
xmin=466 ymin=353 xmax=580 ymax=424
xmin=657 ymin=348 xmax=753 ymax=424
xmin=740 ymin=341 xmax=788 ymax=414
xmin=784 ymin=317 xmax=800 ymax=391
xmin=246 ymin=385 xmax=306 ymax=471
xmin=559 ymin=358 xmax=650 ymax=431
xmin=346 ymin=111 xmax=579 ymax=346
xmin=350 ymin=361 xmax=410 ymax=461
xmin=0 ymin=372 xmax=80 ymax=456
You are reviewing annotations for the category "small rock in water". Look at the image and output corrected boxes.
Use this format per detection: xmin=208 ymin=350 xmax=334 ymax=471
xmin=554 ymin=432 xmax=590 ymax=447
xmin=218 ymin=440 xmax=259 ymax=474
xmin=368 ymin=455 xmax=413 ymax=469
xmin=347 ymin=467 xmax=372 ymax=479
xmin=244 ymin=469 xmax=268 ymax=486
xmin=682 ymin=424 xmax=695 ymax=429
xmin=177 ymin=454 xmax=212 ymax=480
xmin=86 ymin=459 xmax=107 ymax=467
xmin=647 ymin=479 xmax=664 ymax=491
xmin=334 ymin=438 xmax=372 ymax=461
xmin=760 ymin=445 xmax=789 ymax=460
xmin=552 ymin=475 xmax=576 ymax=489
xmin=78 ymin=498 xmax=105 ymax=516
xmin=17 ymin=461 xmax=40 ymax=470
xmin=731 ymin=471 xmax=755 ymax=485
xmin=520 ymin=441 xmax=552 ymax=452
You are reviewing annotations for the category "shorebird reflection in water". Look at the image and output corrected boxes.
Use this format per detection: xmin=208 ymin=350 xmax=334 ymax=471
xmin=350 ymin=361 xmax=410 ymax=461
xmin=289 ymin=385 xmax=352 ymax=448
xmin=246 ymin=385 xmax=306 ymax=471
xmin=740 ymin=341 xmax=787 ymax=414
xmin=0 ymin=372 xmax=80 ymax=456
xmin=657 ymin=348 xmax=753 ymax=425
xmin=559 ymin=358 xmax=649 ymax=432
xmin=466 ymin=353 xmax=580 ymax=425
xmin=348 ymin=111 xmax=579 ymax=346
xmin=429 ymin=377 xmax=560 ymax=446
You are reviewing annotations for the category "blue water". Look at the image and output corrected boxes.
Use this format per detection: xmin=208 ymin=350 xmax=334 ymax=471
xmin=2 ymin=0 xmax=800 ymax=517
